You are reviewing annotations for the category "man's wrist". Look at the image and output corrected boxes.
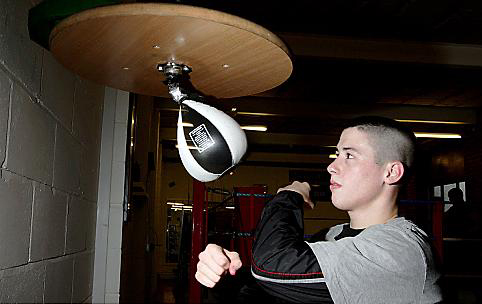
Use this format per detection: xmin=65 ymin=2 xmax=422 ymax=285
xmin=275 ymin=190 xmax=305 ymax=206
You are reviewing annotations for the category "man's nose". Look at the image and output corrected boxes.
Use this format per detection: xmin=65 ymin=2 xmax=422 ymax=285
xmin=327 ymin=160 xmax=337 ymax=175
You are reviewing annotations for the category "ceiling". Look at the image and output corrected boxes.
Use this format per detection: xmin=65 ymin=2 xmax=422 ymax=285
xmin=204 ymin=0 xmax=482 ymax=45
xmin=150 ymin=0 xmax=482 ymax=164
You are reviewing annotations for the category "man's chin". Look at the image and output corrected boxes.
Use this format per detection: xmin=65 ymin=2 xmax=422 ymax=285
xmin=331 ymin=198 xmax=342 ymax=210
xmin=331 ymin=198 xmax=350 ymax=211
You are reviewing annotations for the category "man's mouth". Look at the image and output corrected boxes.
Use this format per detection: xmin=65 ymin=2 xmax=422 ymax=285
xmin=330 ymin=180 xmax=341 ymax=191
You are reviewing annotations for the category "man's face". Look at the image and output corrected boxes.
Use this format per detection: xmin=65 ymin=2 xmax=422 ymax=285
xmin=327 ymin=127 xmax=386 ymax=211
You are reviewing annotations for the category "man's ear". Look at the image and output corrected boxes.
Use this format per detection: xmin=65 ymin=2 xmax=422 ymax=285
xmin=384 ymin=161 xmax=404 ymax=185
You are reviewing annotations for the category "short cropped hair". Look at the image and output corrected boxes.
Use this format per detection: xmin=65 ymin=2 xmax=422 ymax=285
xmin=344 ymin=116 xmax=417 ymax=171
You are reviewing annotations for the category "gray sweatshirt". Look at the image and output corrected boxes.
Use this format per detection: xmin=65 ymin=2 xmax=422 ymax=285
xmin=308 ymin=218 xmax=442 ymax=304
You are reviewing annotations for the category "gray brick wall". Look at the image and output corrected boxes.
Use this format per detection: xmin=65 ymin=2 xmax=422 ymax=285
xmin=0 ymin=0 xmax=104 ymax=302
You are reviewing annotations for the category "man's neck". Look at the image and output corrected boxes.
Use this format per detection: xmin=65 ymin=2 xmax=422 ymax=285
xmin=348 ymin=191 xmax=398 ymax=229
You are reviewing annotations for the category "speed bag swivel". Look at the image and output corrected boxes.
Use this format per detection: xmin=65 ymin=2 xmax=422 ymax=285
xmin=177 ymin=99 xmax=247 ymax=182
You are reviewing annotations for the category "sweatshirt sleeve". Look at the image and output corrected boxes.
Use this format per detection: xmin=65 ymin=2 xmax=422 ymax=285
xmin=251 ymin=191 xmax=328 ymax=302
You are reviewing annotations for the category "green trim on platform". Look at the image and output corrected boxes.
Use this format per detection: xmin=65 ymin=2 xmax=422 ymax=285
xmin=28 ymin=0 xmax=121 ymax=50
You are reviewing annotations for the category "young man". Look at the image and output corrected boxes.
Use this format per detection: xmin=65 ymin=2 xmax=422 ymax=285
xmin=195 ymin=116 xmax=443 ymax=303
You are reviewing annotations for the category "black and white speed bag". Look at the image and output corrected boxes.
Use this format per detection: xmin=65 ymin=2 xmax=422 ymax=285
xmin=177 ymin=99 xmax=247 ymax=182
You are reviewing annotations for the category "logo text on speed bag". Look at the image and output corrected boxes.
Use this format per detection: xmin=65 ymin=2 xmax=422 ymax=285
xmin=189 ymin=124 xmax=215 ymax=153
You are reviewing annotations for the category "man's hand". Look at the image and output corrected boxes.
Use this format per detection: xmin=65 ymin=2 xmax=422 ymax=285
xmin=195 ymin=244 xmax=242 ymax=288
xmin=277 ymin=181 xmax=314 ymax=209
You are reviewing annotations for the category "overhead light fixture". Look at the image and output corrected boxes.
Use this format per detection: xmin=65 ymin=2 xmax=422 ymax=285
xmin=167 ymin=202 xmax=184 ymax=206
xmin=396 ymin=119 xmax=468 ymax=125
xmin=236 ymin=111 xmax=279 ymax=117
xmin=225 ymin=206 xmax=235 ymax=209
xmin=240 ymin=125 xmax=267 ymax=131
xmin=414 ymin=132 xmax=462 ymax=139
xmin=178 ymin=122 xmax=194 ymax=127
xmin=329 ymin=154 xmax=337 ymax=159
xmin=175 ymin=144 xmax=199 ymax=150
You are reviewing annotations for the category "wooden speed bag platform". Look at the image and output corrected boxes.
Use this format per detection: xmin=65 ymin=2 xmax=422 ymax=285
xmin=48 ymin=3 xmax=293 ymax=98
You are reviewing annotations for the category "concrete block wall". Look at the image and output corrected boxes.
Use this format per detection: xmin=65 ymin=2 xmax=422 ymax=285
xmin=0 ymin=0 xmax=104 ymax=302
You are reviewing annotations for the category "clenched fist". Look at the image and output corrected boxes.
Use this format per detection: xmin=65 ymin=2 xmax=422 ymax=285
xmin=277 ymin=181 xmax=314 ymax=209
xmin=195 ymin=244 xmax=243 ymax=288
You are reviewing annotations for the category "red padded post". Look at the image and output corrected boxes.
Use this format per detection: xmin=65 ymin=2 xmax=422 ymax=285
xmin=189 ymin=180 xmax=206 ymax=304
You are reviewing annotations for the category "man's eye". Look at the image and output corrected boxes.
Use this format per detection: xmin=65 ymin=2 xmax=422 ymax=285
xmin=346 ymin=153 xmax=354 ymax=159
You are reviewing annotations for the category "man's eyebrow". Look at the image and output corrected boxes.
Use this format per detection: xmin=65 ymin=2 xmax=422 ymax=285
xmin=338 ymin=147 xmax=360 ymax=154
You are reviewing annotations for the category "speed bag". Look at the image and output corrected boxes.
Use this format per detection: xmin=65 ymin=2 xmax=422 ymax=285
xmin=177 ymin=99 xmax=247 ymax=182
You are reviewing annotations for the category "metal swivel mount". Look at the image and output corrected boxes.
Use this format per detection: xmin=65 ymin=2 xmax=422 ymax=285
xmin=157 ymin=62 xmax=193 ymax=104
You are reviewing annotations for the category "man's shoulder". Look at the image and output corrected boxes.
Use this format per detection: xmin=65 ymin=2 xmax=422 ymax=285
xmin=362 ymin=217 xmax=429 ymax=244
xmin=368 ymin=217 xmax=428 ymax=239
xmin=355 ymin=218 xmax=430 ymax=264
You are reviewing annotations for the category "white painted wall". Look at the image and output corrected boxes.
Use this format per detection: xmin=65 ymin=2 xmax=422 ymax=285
xmin=0 ymin=0 xmax=104 ymax=302
xmin=93 ymin=88 xmax=129 ymax=303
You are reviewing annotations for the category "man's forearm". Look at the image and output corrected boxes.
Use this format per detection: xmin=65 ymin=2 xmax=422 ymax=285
xmin=251 ymin=190 xmax=323 ymax=281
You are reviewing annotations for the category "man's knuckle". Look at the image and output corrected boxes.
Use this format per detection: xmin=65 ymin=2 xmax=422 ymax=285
xmin=206 ymin=243 xmax=217 ymax=251
xmin=217 ymin=258 xmax=228 ymax=268
xmin=195 ymin=272 xmax=204 ymax=284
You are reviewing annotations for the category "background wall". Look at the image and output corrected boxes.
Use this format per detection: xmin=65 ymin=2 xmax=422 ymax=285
xmin=0 ymin=0 xmax=104 ymax=302
xmin=465 ymin=113 xmax=482 ymax=204
xmin=160 ymin=162 xmax=349 ymax=235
